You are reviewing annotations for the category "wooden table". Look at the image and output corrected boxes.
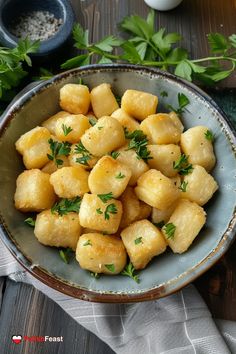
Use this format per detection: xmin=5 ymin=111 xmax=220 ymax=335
xmin=1 ymin=1 xmax=236 ymax=353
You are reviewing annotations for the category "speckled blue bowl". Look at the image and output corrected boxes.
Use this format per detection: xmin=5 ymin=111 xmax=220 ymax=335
xmin=0 ymin=0 xmax=75 ymax=55
xmin=0 ymin=64 xmax=236 ymax=302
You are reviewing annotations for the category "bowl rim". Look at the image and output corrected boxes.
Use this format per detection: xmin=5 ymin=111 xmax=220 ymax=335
xmin=0 ymin=63 xmax=236 ymax=303
xmin=0 ymin=0 xmax=75 ymax=55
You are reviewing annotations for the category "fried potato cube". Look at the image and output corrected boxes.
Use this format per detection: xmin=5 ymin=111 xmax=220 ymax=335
xmin=90 ymin=83 xmax=119 ymax=118
xmin=14 ymin=169 xmax=56 ymax=212
xmin=170 ymin=175 xmax=182 ymax=189
xmin=117 ymin=147 xmax=149 ymax=186
xmin=88 ymin=156 xmax=131 ymax=198
xmin=79 ymin=193 xmax=122 ymax=234
xmin=41 ymin=111 xmax=70 ymax=135
xmin=180 ymin=126 xmax=216 ymax=171
xmin=60 ymin=84 xmax=90 ymax=115
xmin=120 ymin=187 xmax=141 ymax=229
xmin=76 ymin=233 xmax=127 ymax=274
xmin=34 ymin=210 xmax=81 ymax=250
xmin=140 ymin=114 xmax=181 ymax=144
xmin=182 ymin=165 xmax=218 ymax=206
xmin=147 ymin=144 xmax=181 ymax=177
xmin=111 ymin=108 xmax=140 ymax=132
xmin=152 ymin=200 xmax=179 ymax=225
xmin=121 ymin=220 xmax=167 ymax=269
xmin=54 ymin=114 xmax=91 ymax=143
xmin=50 ymin=166 xmax=89 ymax=198
xmin=81 ymin=116 xmax=126 ymax=156
xmin=121 ymin=90 xmax=158 ymax=121
xmin=169 ymin=111 xmax=184 ymax=133
xmin=68 ymin=144 xmax=98 ymax=170
xmin=15 ymin=126 xmax=51 ymax=169
xmin=138 ymin=202 xmax=152 ymax=220
xmin=41 ymin=156 xmax=70 ymax=174
xmin=162 ymin=199 xmax=206 ymax=253
xmin=135 ymin=169 xmax=180 ymax=210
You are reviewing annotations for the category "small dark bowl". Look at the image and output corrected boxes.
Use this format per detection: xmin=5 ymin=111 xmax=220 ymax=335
xmin=0 ymin=0 xmax=75 ymax=56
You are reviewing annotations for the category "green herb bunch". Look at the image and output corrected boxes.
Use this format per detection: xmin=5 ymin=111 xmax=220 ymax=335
xmin=61 ymin=10 xmax=236 ymax=85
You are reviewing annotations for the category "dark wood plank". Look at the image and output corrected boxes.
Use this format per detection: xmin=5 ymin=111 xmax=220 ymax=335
xmin=69 ymin=0 xmax=236 ymax=87
xmin=0 ymin=278 xmax=114 ymax=354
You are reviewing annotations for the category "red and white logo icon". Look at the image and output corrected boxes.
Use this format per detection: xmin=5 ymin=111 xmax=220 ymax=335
xmin=12 ymin=335 xmax=22 ymax=344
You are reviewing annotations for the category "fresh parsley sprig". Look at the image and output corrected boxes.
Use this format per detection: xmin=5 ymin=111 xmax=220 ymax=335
xmin=125 ymin=129 xmax=152 ymax=162
xmin=47 ymin=138 xmax=71 ymax=167
xmin=205 ymin=129 xmax=215 ymax=142
xmin=61 ymin=11 xmax=236 ymax=85
xmin=62 ymin=124 xmax=73 ymax=136
xmin=173 ymin=154 xmax=193 ymax=175
xmin=167 ymin=93 xmax=190 ymax=115
xmin=121 ymin=262 xmax=140 ymax=283
xmin=24 ymin=217 xmax=35 ymax=227
xmin=59 ymin=248 xmax=74 ymax=264
xmin=74 ymin=141 xmax=92 ymax=167
xmin=163 ymin=223 xmax=176 ymax=240
xmin=104 ymin=203 xmax=118 ymax=220
xmin=51 ymin=197 xmax=81 ymax=216
xmin=97 ymin=192 xmax=114 ymax=203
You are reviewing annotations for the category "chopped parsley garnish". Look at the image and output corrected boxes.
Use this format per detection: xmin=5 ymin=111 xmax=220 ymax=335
xmin=121 ymin=262 xmax=140 ymax=283
xmin=115 ymin=95 xmax=121 ymax=105
xmin=173 ymin=154 xmax=193 ymax=175
xmin=160 ymin=90 xmax=168 ymax=97
xmin=47 ymin=138 xmax=71 ymax=167
xmin=59 ymin=248 xmax=74 ymax=264
xmin=24 ymin=217 xmax=35 ymax=227
xmin=134 ymin=237 xmax=143 ymax=245
xmin=51 ymin=197 xmax=81 ymax=216
xmin=62 ymin=124 xmax=73 ymax=136
xmin=110 ymin=151 xmax=120 ymax=159
xmin=205 ymin=129 xmax=214 ymax=142
xmin=105 ymin=264 xmax=115 ymax=273
xmin=167 ymin=93 xmax=190 ymax=115
xmin=125 ymin=129 xmax=152 ymax=162
xmin=96 ymin=208 xmax=103 ymax=214
xmin=90 ymin=272 xmax=100 ymax=279
xmin=153 ymin=221 xmax=165 ymax=228
xmin=163 ymin=223 xmax=176 ymax=240
xmin=179 ymin=181 xmax=188 ymax=192
xmin=88 ymin=117 xmax=97 ymax=126
xmin=97 ymin=126 xmax=103 ymax=130
xmin=115 ymin=172 xmax=125 ymax=179
xmin=97 ymin=192 xmax=113 ymax=203
xmin=104 ymin=203 xmax=118 ymax=220
xmin=74 ymin=141 xmax=92 ymax=167
xmin=83 ymin=240 xmax=92 ymax=246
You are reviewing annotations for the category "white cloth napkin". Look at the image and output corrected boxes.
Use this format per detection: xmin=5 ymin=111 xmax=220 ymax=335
xmin=0 ymin=237 xmax=236 ymax=353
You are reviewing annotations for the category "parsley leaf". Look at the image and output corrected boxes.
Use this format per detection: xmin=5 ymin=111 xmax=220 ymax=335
xmin=167 ymin=93 xmax=190 ymax=115
xmin=97 ymin=192 xmax=113 ymax=203
xmin=51 ymin=197 xmax=81 ymax=216
xmin=110 ymin=151 xmax=120 ymax=159
xmin=59 ymin=248 xmax=74 ymax=264
xmin=153 ymin=221 xmax=165 ymax=228
xmin=125 ymin=130 xmax=152 ymax=162
xmin=62 ymin=124 xmax=73 ymax=136
xmin=105 ymin=264 xmax=115 ymax=273
xmin=121 ymin=262 xmax=140 ymax=283
xmin=88 ymin=117 xmax=97 ymax=126
xmin=134 ymin=237 xmax=143 ymax=245
xmin=90 ymin=272 xmax=100 ymax=279
xmin=163 ymin=223 xmax=176 ymax=240
xmin=24 ymin=217 xmax=35 ymax=227
xmin=47 ymin=138 xmax=71 ymax=167
xmin=179 ymin=181 xmax=188 ymax=192
xmin=205 ymin=129 xmax=215 ymax=142
xmin=160 ymin=91 xmax=168 ymax=97
xmin=173 ymin=154 xmax=193 ymax=175
xmin=115 ymin=172 xmax=125 ymax=179
xmin=104 ymin=203 xmax=118 ymax=220
xmin=74 ymin=142 xmax=92 ymax=167
xmin=76 ymin=155 xmax=91 ymax=166
xmin=83 ymin=240 xmax=92 ymax=246
xmin=96 ymin=208 xmax=103 ymax=215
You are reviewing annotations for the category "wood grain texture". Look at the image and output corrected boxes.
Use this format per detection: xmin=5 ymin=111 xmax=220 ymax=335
xmin=69 ymin=0 xmax=236 ymax=87
xmin=0 ymin=278 xmax=114 ymax=354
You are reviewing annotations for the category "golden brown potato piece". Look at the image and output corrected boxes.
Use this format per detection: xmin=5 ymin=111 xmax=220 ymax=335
xmin=76 ymin=233 xmax=127 ymax=274
xmin=41 ymin=156 xmax=70 ymax=174
xmin=140 ymin=114 xmax=181 ymax=144
xmin=168 ymin=111 xmax=184 ymax=133
xmin=117 ymin=146 xmax=149 ymax=186
xmin=147 ymin=144 xmax=181 ymax=177
xmin=152 ymin=200 xmax=179 ymax=225
xmin=42 ymin=111 xmax=70 ymax=135
xmin=120 ymin=187 xmax=141 ymax=229
xmin=68 ymin=143 xmax=98 ymax=170
xmin=135 ymin=169 xmax=180 ymax=210
xmin=90 ymin=83 xmax=119 ymax=118
xmin=138 ymin=202 xmax=152 ymax=220
xmin=79 ymin=193 xmax=122 ymax=234
xmin=15 ymin=126 xmax=51 ymax=169
xmin=181 ymin=165 xmax=218 ymax=206
xmin=180 ymin=126 xmax=216 ymax=171
xmin=54 ymin=114 xmax=91 ymax=143
xmin=121 ymin=220 xmax=167 ymax=269
xmin=60 ymin=84 xmax=90 ymax=115
xmin=81 ymin=116 xmax=126 ymax=156
xmin=88 ymin=156 xmax=131 ymax=198
xmin=121 ymin=90 xmax=158 ymax=121
xmin=34 ymin=210 xmax=81 ymax=250
xmin=14 ymin=169 xmax=56 ymax=212
xmin=50 ymin=166 xmax=89 ymax=198
xmin=111 ymin=108 xmax=140 ymax=132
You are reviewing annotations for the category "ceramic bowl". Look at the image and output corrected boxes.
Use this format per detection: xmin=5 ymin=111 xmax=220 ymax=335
xmin=0 ymin=0 xmax=75 ymax=56
xmin=0 ymin=64 xmax=235 ymax=303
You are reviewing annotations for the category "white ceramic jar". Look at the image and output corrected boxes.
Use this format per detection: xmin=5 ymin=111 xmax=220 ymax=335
xmin=144 ymin=0 xmax=183 ymax=11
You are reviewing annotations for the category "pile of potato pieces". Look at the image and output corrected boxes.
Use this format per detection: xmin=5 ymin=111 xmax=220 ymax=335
xmin=14 ymin=82 xmax=218 ymax=276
